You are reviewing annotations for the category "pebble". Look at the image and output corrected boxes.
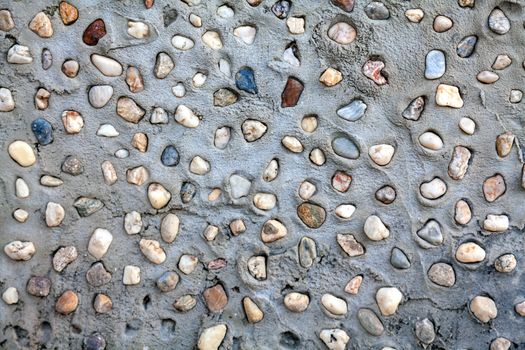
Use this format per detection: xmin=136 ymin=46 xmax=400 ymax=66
xmin=491 ymin=338 xmax=512 ymax=350
xmin=459 ymin=117 xmax=476 ymax=135
xmin=319 ymin=329 xmax=349 ymax=350
xmin=425 ymin=50 xmax=446 ymax=80
xmin=4 ymin=241 xmax=35 ymax=261
xmin=337 ymin=100 xmax=367 ymax=121
xmin=62 ymin=155 xmax=83 ymax=175
xmin=29 ymin=12 xmax=53 ymax=38
xmin=132 ymin=132 xmax=147 ymax=152
xmin=390 ymin=247 xmax=410 ymax=269
xmin=448 ymin=146 xmax=471 ymax=180
xmin=368 ymin=144 xmax=394 ymax=165
xmin=230 ymin=219 xmax=246 ymax=235
xmin=364 ymin=215 xmax=389 ymax=241
xmin=286 ymin=17 xmax=305 ymax=34
xmin=161 ymin=145 xmax=180 ymax=166
xmin=298 ymin=181 xmax=316 ymax=200
xmin=405 ymin=9 xmax=424 ymax=23
xmin=27 ymin=276 xmax=51 ymax=297
xmin=301 ymin=115 xmax=318 ymax=132
xmin=420 ymin=177 xmax=447 ymax=199
xmin=59 ymin=2 xmax=78 ymax=25
xmin=309 ymin=148 xmax=326 ymax=166
xmin=402 ymin=96 xmax=425 ymax=121
xmin=150 ymin=107 xmax=168 ymax=124
xmin=332 ymin=136 xmax=360 ymax=159
xmin=0 ymin=9 xmax=15 ymax=31
xmin=218 ymin=58 xmax=231 ymax=77
xmin=35 ymin=88 xmax=50 ymax=110
xmin=178 ymin=254 xmax=198 ymax=274
xmin=271 ymin=0 xmax=291 ymax=19
xmin=319 ymin=68 xmax=342 ymax=87
xmin=83 ymin=19 xmax=106 ymax=46
xmin=53 ymin=246 xmax=78 ymax=272
xmin=83 ymin=333 xmax=106 ymax=350
xmin=376 ymin=287 xmax=403 ymax=316
xmin=62 ymin=59 xmax=79 ymax=78
xmin=335 ymin=204 xmax=356 ymax=219
xmin=263 ymin=159 xmax=279 ymax=182
xmin=174 ymin=295 xmax=197 ymax=312
xmin=175 ymin=105 xmax=200 ymax=128
xmin=62 ymin=110 xmax=84 ymax=134
xmin=88 ymin=228 xmax=113 ymax=259
xmin=161 ymin=213 xmax=180 ymax=243
xmin=236 ymin=67 xmax=258 ymax=94
xmin=494 ymin=254 xmax=516 ymax=273
xmin=496 ymin=132 xmax=514 ymax=157
xmin=427 ymin=262 xmax=455 ymax=287
xmin=128 ymin=21 xmax=149 ymax=39
xmin=101 ymin=161 xmax=117 ymax=186
xmin=192 ymin=72 xmax=207 ymax=88
xmin=126 ymin=67 xmax=144 ymax=92
xmin=204 ymin=284 xmax=228 ymax=312
xmin=181 ymin=182 xmax=196 ymax=203
xmin=214 ymin=126 xmax=231 ymax=149
xmin=281 ymin=77 xmax=304 ymax=107
xmin=510 ymin=89 xmax=523 ymax=103
xmin=154 ymin=52 xmax=174 ymax=79
xmin=436 ymin=84 xmax=463 ymax=108
xmin=331 ymin=0 xmax=354 ymax=12
xmin=281 ymin=135 xmax=303 ymax=152
xmin=86 ymin=263 xmax=112 ymax=287
xmin=202 ymin=31 xmax=223 ymax=50
xmin=457 ymin=35 xmax=477 ymax=58
xmin=283 ymin=43 xmax=300 ymax=66
xmin=234 ymin=25 xmax=257 ymax=45
xmin=7 ymin=44 xmax=33 ymax=64
xmin=515 ymin=301 xmax=525 ymax=316
xmin=197 ymin=324 xmax=227 ymax=350
xmin=483 ymin=214 xmax=509 ymax=232
xmin=456 ymin=242 xmax=485 ymax=263
xmin=246 ymin=0 xmax=262 ymax=6
xmin=298 ymin=236 xmax=316 ymax=267
xmin=358 ymin=308 xmax=384 ymax=336
xmin=13 ymin=209 xmax=29 ymax=223
xmin=492 ymin=54 xmax=511 ymax=70
xmin=459 ymin=0 xmax=475 ymax=7
xmin=470 ymin=296 xmax=497 ymax=323
xmin=363 ymin=60 xmax=387 ymax=85
xmin=0 ymin=88 xmax=15 ymax=112
xmin=477 ymin=71 xmax=499 ymax=84
xmin=366 ymin=2 xmax=390 ymax=20
xmin=284 ymin=292 xmax=309 ymax=312
xmin=117 ymin=97 xmax=145 ymax=123
xmin=241 ymin=119 xmax=266 ymax=142
xmin=488 ymin=8 xmax=510 ymax=35
xmin=88 ymin=85 xmax=113 ymax=108
xmin=15 ymin=178 xmax=29 ymax=198
xmin=243 ymin=297 xmax=264 ymax=323
xmin=8 ymin=140 xmax=36 ymax=167
xmin=93 ymin=294 xmax=112 ymax=314
xmin=127 ymin=166 xmax=148 ymax=185
xmin=297 ymin=202 xmax=326 ymax=228
xmin=328 ymin=22 xmax=357 ymax=45
xmin=217 ymin=4 xmax=234 ymax=18
xmin=433 ymin=15 xmax=453 ymax=32
xmin=253 ymin=193 xmax=277 ymax=210
xmin=140 ymin=239 xmax=166 ymax=264
xmin=55 ymin=290 xmax=78 ymax=315
xmin=42 ymin=48 xmax=52 ymax=70
xmin=213 ymin=88 xmax=238 ymax=107
xmin=483 ymin=174 xmax=506 ymax=202
xmin=2 ymin=287 xmax=19 ymax=305
xmin=190 ymin=156 xmax=210 ymax=175
xmin=46 ymin=202 xmax=65 ymax=227
xmin=261 ymin=219 xmax=287 ymax=243
xmin=455 ymin=199 xmax=472 ymax=225
xmin=375 ymin=185 xmax=396 ymax=204
xmin=41 ymin=175 xmax=63 ymax=187
xmin=417 ymin=220 xmax=444 ymax=247
xmin=123 ymin=265 xmax=141 ymax=285
xmin=332 ymin=171 xmax=352 ymax=192
xmin=321 ymin=293 xmax=347 ymax=317
xmin=157 ymin=271 xmax=179 ymax=292
xmin=337 ymin=234 xmax=365 ymax=257
xmin=415 ymin=318 xmax=435 ymax=345
xmin=148 ymin=183 xmax=171 ymax=209
xmin=345 ymin=275 xmax=363 ymax=294
xmin=229 ymin=174 xmax=251 ymax=199
xmin=247 ymin=256 xmax=266 ymax=280
xmin=74 ymin=197 xmax=104 ymax=217
xmin=91 ymin=54 xmax=123 ymax=77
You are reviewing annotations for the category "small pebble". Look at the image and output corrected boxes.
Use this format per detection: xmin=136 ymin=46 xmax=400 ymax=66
xmin=515 ymin=301 xmax=525 ymax=316
xmin=436 ymin=84 xmax=463 ymax=108
xmin=175 ymin=105 xmax=200 ymax=128
xmin=282 ymin=136 xmax=303 ymax=152
xmin=91 ymin=54 xmax=123 ymax=77
xmin=433 ymin=15 xmax=453 ymax=32
xmin=41 ymin=175 xmax=63 ymax=187
xmin=332 ymin=136 xmax=360 ymax=159
xmin=173 ymin=295 xmax=197 ymax=312
xmin=420 ymin=177 xmax=447 ymax=199
xmin=261 ymin=219 xmax=287 ymax=243
xmin=178 ymin=254 xmax=198 ymax=274
xmin=368 ymin=144 xmax=395 ymax=165
xmin=83 ymin=19 xmax=106 ymax=46
xmin=284 ymin=292 xmax=309 ymax=312
xmin=59 ymin=2 xmax=78 ymax=25
xmin=321 ymin=293 xmax=347 ymax=317
xmin=117 ymin=97 xmax=145 ymax=124
xmin=298 ymin=236 xmax=317 ymax=268
xmin=243 ymin=297 xmax=264 ymax=323
xmin=202 ymin=31 xmax=223 ymax=50
xmin=477 ymin=71 xmax=499 ymax=84
xmin=337 ymin=100 xmax=367 ymax=121
xmin=470 ymin=295 xmax=497 ymax=323
xmin=161 ymin=213 xmax=180 ymax=243
xmin=124 ymin=212 xmax=142 ymax=235
xmin=320 ymin=329 xmax=349 ymax=350
xmin=27 ymin=276 xmax=52 ymax=297
xmin=488 ymin=8 xmax=510 ymax=35
xmin=127 ymin=166 xmax=148 ymax=185
xmin=456 ymin=242 xmax=485 ymax=263
xmin=53 ymin=246 xmax=78 ymax=272
xmin=337 ymin=234 xmax=365 ymax=257
xmin=358 ymin=308 xmax=384 ymax=336
xmin=88 ymin=228 xmax=113 ymax=259
xmin=457 ymin=35 xmax=477 ymax=58
xmin=281 ymin=77 xmax=304 ymax=107
xmin=510 ymin=89 xmax=523 ymax=103
xmin=416 ymin=220 xmax=443 ymax=247
xmin=190 ymin=156 xmax=211 ymax=175
xmin=86 ymin=262 xmax=112 ymax=287
xmin=0 ymin=88 xmax=15 ymax=112
xmin=247 ymin=256 xmax=266 ymax=280
xmin=157 ymin=271 xmax=179 ymax=292
xmin=2 ymin=287 xmax=19 ymax=305
xmin=203 ymin=284 xmax=228 ymax=312
xmin=35 ymin=88 xmax=50 ymax=110
xmin=364 ymin=215 xmax=389 ymax=241
xmin=83 ymin=333 xmax=106 ymax=350
xmin=230 ymin=219 xmax=246 ymax=235
xmin=459 ymin=117 xmax=476 ymax=135
xmin=154 ymin=52 xmax=174 ymax=79
xmin=415 ymin=318 xmax=435 ymax=345
xmin=62 ymin=59 xmax=80 ymax=78
xmin=0 ymin=9 xmax=15 ymax=31
xmin=101 ymin=161 xmax=117 ymax=185
xmin=483 ymin=214 xmax=509 ymax=232
xmin=93 ymin=294 xmax=112 ymax=314
xmin=15 ymin=178 xmax=29 ymax=198
xmin=365 ymin=2 xmax=389 ymax=20
xmin=88 ymin=85 xmax=113 ymax=108
xmin=286 ymin=17 xmax=305 ymax=34
xmin=427 ymin=262 xmax=455 ymax=287
xmin=425 ymin=50 xmax=446 ymax=80
xmin=236 ymin=67 xmax=258 ymax=94
xmin=376 ymin=287 xmax=403 ymax=316
xmin=234 ymin=25 xmax=257 ymax=45
xmin=455 ymin=199 xmax=472 ymax=225
xmin=197 ymin=324 xmax=227 ymax=350
xmin=448 ymin=146 xmax=471 ymax=180
xmin=363 ymin=60 xmax=387 ymax=85
xmin=375 ymin=185 xmax=396 ymax=204
xmin=219 ymin=58 xmax=231 ymax=77
xmin=8 ymin=140 xmax=36 ymax=167
xmin=126 ymin=66 xmax=144 ymax=92
xmin=62 ymin=110 xmax=84 ymax=134
xmin=189 ymin=13 xmax=202 ymax=27
xmin=148 ymin=183 xmax=171 ymax=209
xmin=161 ymin=145 xmax=180 ymax=166
xmin=74 ymin=197 xmax=104 ymax=217
xmin=402 ymin=96 xmax=425 ymax=121
xmin=494 ymin=254 xmax=516 ymax=273
xmin=140 ymin=239 xmax=166 ymax=264
xmin=128 ymin=21 xmax=149 ymax=39
xmin=29 ymin=12 xmax=53 ymax=38
xmin=483 ymin=174 xmax=506 ymax=202
xmin=297 ymin=202 xmax=326 ymax=228
xmin=331 ymin=0 xmax=354 ymax=12
xmin=309 ymin=148 xmax=326 ymax=166
xmin=13 ymin=209 xmax=29 ymax=223
xmin=62 ymin=155 xmax=84 ymax=175
xmin=405 ymin=9 xmax=424 ymax=23
xmin=492 ymin=54 xmax=511 ymax=70
xmin=263 ymin=159 xmax=279 ymax=182
xmin=344 ymin=275 xmax=363 ymax=295
xmin=496 ymin=132 xmax=514 ymax=157
xmin=42 ymin=48 xmax=52 ymax=70
xmin=46 ymin=202 xmax=65 ymax=227
xmin=390 ymin=247 xmax=410 ymax=269
xmin=4 ymin=241 xmax=36 ymax=261
xmin=271 ymin=0 xmax=291 ymax=19
xmin=332 ymin=171 xmax=352 ymax=193
xmin=335 ymin=204 xmax=356 ymax=219
xmin=253 ymin=193 xmax=277 ymax=210
xmin=491 ymin=338 xmax=512 ymax=350
xmin=123 ymin=265 xmax=141 ymax=285
xmin=7 ymin=44 xmax=33 ymax=64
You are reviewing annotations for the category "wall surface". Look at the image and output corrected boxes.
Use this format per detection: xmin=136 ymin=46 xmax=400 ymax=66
xmin=1 ymin=0 xmax=525 ymax=349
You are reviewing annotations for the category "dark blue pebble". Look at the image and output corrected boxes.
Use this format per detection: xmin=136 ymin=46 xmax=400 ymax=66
xmin=161 ymin=145 xmax=179 ymax=167
xmin=31 ymin=118 xmax=53 ymax=145
xmin=236 ymin=67 xmax=258 ymax=94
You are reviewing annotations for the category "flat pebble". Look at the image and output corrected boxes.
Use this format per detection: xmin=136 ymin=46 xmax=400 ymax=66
xmin=459 ymin=117 xmax=476 ymax=134
xmin=436 ymin=84 xmax=463 ymax=108
xmin=0 ymin=9 xmax=15 ymax=31
xmin=332 ymin=136 xmax=360 ymax=159
xmin=337 ymin=234 xmax=365 ymax=257
xmin=337 ymin=100 xmax=367 ymax=121
xmin=91 ymin=54 xmax=122 ymax=77
xmin=390 ymin=247 xmax=410 ymax=269
xmin=297 ymin=202 xmax=326 ymax=228
xmin=492 ymin=54 xmax=511 ymax=70
xmin=83 ymin=19 xmax=106 ymax=46
xmin=7 ymin=44 xmax=33 ymax=64
xmin=88 ymin=85 xmax=113 ymax=108
xmin=415 ymin=318 xmax=435 ymax=345
xmin=53 ymin=246 xmax=78 ymax=272
xmin=402 ymin=96 xmax=425 ymax=121
xmin=281 ymin=135 xmax=303 ymax=152
xmin=148 ymin=183 xmax=171 ymax=209
xmin=425 ymin=50 xmax=446 ymax=80
xmin=29 ymin=12 xmax=53 ymax=38
xmin=477 ymin=71 xmax=499 ymax=84
xmin=154 ymin=52 xmax=174 ymax=79
xmin=93 ymin=294 xmax=112 ymax=314
xmin=157 ymin=271 xmax=179 ymax=292
xmin=281 ymin=77 xmax=304 ymax=107
xmin=405 ymin=9 xmax=424 ymax=23
xmin=202 ymin=31 xmax=223 ymax=50
xmin=433 ymin=15 xmax=453 ymax=32
xmin=375 ymin=185 xmax=396 ymax=204
xmin=496 ymin=132 xmax=514 ymax=157
xmin=417 ymin=220 xmax=443 ymax=247
xmin=236 ymin=67 xmax=258 ymax=94
xmin=62 ymin=111 xmax=84 ymax=134
xmin=261 ymin=219 xmax=287 ymax=243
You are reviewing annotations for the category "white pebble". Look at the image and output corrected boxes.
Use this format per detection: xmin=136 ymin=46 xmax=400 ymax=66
xmin=97 ymin=124 xmax=119 ymax=137
xmin=15 ymin=178 xmax=29 ymax=198
xmin=190 ymin=156 xmax=210 ymax=175
xmin=90 ymin=54 xmax=123 ymax=77
xmin=172 ymin=35 xmax=195 ymax=50
xmin=364 ymin=215 xmax=389 ymax=241
xmin=175 ymin=105 xmax=200 ymax=128
xmin=335 ymin=204 xmax=356 ymax=219
xmin=2 ymin=287 xmax=19 ymax=305
xmin=127 ymin=21 xmax=149 ymax=38
xmin=202 ymin=31 xmax=223 ymax=50
xmin=88 ymin=228 xmax=113 ymax=259
xmin=123 ymin=265 xmax=141 ymax=285
xmin=192 ymin=72 xmax=207 ymax=88
xmin=459 ymin=117 xmax=476 ymax=135
xmin=234 ymin=25 xmax=257 ymax=45
xmin=172 ymin=83 xmax=186 ymax=98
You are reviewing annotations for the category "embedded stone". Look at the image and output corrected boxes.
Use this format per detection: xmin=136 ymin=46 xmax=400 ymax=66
xmin=4 ymin=241 xmax=35 ymax=261
xmin=197 ymin=324 xmax=227 ymax=350
xmin=332 ymin=136 xmax=360 ymax=159
xmin=321 ymin=293 xmax=347 ymax=317
xmin=376 ymin=287 xmax=403 ymax=316
xmin=402 ymin=96 xmax=425 ymax=121
xmin=420 ymin=177 xmax=447 ymax=199
xmin=7 ymin=45 xmax=33 ymax=64
xmin=55 ymin=290 xmax=78 ymax=315
xmin=203 ymin=284 xmax=228 ymax=312
xmin=358 ymin=308 xmax=384 ymax=336
xmin=123 ymin=265 xmax=141 ymax=285
xmin=88 ymin=228 xmax=113 ymax=259
xmin=86 ymin=262 xmax=112 ymax=287
xmin=157 ymin=271 xmax=179 ymax=292
xmin=496 ymin=132 xmax=514 ymax=157
xmin=29 ymin=12 xmax=53 ymax=38
xmin=337 ymin=100 xmax=367 ymax=121
xmin=337 ymin=234 xmax=365 ymax=257
xmin=368 ymin=144 xmax=394 ymax=166
xmin=83 ymin=19 xmax=106 ymax=46
xmin=320 ymin=68 xmax=343 ymax=87
xmin=284 ymin=292 xmax=309 ymax=312
xmin=74 ymin=197 xmax=104 ymax=217
xmin=328 ymin=22 xmax=356 ymax=44
xmin=457 ymin=35 xmax=477 ymax=58
xmin=448 ymin=146 xmax=471 ymax=180
xmin=456 ymin=242 xmax=485 ymax=263
xmin=281 ymin=77 xmax=304 ymax=107
xmin=8 ymin=140 xmax=36 ymax=167
xmin=483 ymin=174 xmax=506 ymax=202
xmin=488 ymin=8 xmax=510 ymax=35
xmin=139 ymin=239 xmax=166 ymax=264
xmin=148 ymin=183 xmax=171 ymax=209
xmin=46 ymin=202 xmax=65 ymax=227
xmin=27 ymin=276 xmax=51 ymax=297
xmin=364 ymin=215 xmax=389 ymax=241
xmin=390 ymin=247 xmax=410 ymax=269
xmin=427 ymin=263 xmax=455 ymax=287
xmin=236 ymin=67 xmax=258 ymax=94
xmin=483 ymin=214 xmax=509 ymax=232
xmin=154 ymin=52 xmax=174 ymax=79
xmin=297 ymin=203 xmax=326 ymax=228
xmin=59 ymin=2 xmax=78 ymax=25
xmin=363 ymin=60 xmax=387 ymax=85
xmin=417 ymin=220 xmax=444 ymax=247
xmin=243 ymin=297 xmax=264 ymax=323
xmin=319 ymin=329 xmax=350 ymax=350
xmin=470 ymin=296 xmax=497 ymax=323
xmin=425 ymin=50 xmax=446 ymax=79
xmin=455 ymin=199 xmax=472 ymax=225
xmin=261 ymin=219 xmax=287 ymax=243
xmin=53 ymin=246 xmax=78 ymax=272
xmin=0 ymin=88 xmax=15 ymax=112
xmin=436 ymin=84 xmax=463 ymax=108
xmin=88 ymin=85 xmax=113 ymax=108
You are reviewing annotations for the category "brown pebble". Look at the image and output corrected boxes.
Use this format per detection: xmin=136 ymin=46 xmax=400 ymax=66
xmin=331 ymin=0 xmax=355 ymax=12
xmin=144 ymin=0 xmax=154 ymax=8
xmin=55 ymin=290 xmax=79 ymax=315
xmin=281 ymin=77 xmax=304 ymax=108
xmin=62 ymin=59 xmax=79 ymax=78
xmin=126 ymin=67 xmax=144 ymax=93
xmin=94 ymin=293 xmax=113 ymax=313
xmin=27 ymin=276 xmax=52 ymax=297
xmin=344 ymin=275 xmax=363 ymax=294
xmin=86 ymin=262 xmax=112 ymax=287
xmin=208 ymin=258 xmax=227 ymax=270
xmin=83 ymin=19 xmax=106 ymax=46
xmin=59 ymin=2 xmax=79 ymax=25
xmin=496 ymin=132 xmax=514 ymax=157
xmin=132 ymin=133 xmax=148 ymax=152
xmin=243 ymin=297 xmax=264 ymax=323
xmin=483 ymin=174 xmax=506 ymax=202
xmin=203 ymin=284 xmax=228 ymax=312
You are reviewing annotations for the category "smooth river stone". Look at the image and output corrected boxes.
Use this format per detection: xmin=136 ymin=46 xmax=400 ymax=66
xmin=417 ymin=220 xmax=443 ymax=247
xmin=297 ymin=203 xmax=326 ymax=228
xmin=488 ymin=8 xmax=510 ymax=35
xmin=337 ymin=100 xmax=367 ymax=121
xmin=448 ymin=146 xmax=471 ymax=180
xmin=83 ymin=19 xmax=106 ymax=46
xmin=420 ymin=177 xmax=447 ymax=199
xmin=457 ymin=35 xmax=477 ymax=58
xmin=31 ymin=118 xmax=53 ymax=145
xmin=425 ymin=50 xmax=446 ymax=79
xmin=328 ymin=22 xmax=357 ymax=44
xmin=281 ymin=77 xmax=304 ymax=107
xmin=427 ymin=262 xmax=455 ymax=287
xmin=8 ymin=141 xmax=36 ymax=167
xmin=332 ymin=137 xmax=360 ymax=159
xmin=298 ymin=236 xmax=317 ymax=268
xmin=390 ymin=247 xmax=410 ymax=269
xmin=357 ymin=308 xmax=384 ymax=336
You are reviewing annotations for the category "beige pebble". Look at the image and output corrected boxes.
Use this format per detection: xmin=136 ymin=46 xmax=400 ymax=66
xmin=433 ymin=15 xmax=453 ymax=32
xmin=101 ymin=161 xmax=117 ymax=185
xmin=7 ymin=44 xmax=33 ymax=64
xmin=435 ymin=84 xmax=463 ymax=108
xmin=127 ymin=21 xmax=149 ymax=38
xmin=189 ymin=13 xmax=202 ymax=27
xmin=190 ymin=156 xmax=211 ymax=175
xmin=320 ymin=68 xmax=342 ymax=87
xmin=139 ymin=239 xmax=166 ymax=264
xmin=281 ymin=136 xmax=303 ymax=153
xmin=8 ymin=140 xmax=36 ymax=167
xmin=230 ymin=219 xmax=246 ymax=235
xmin=15 ymin=178 xmax=29 ymax=198
xmin=253 ymin=193 xmax=277 ymax=210
xmin=345 ymin=275 xmax=363 ymax=295
xmin=368 ymin=144 xmax=395 ymax=165
xmin=126 ymin=166 xmax=148 ymax=186
xmin=175 ymin=105 xmax=200 ymax=128
xmin=454 ymin=199 xmax=472 ymax=225
xmin=405 ymin=9 xmax=424 ymax=23
xmin=148 ymin=183 xmax=171 ymax=209
xmin=202 ymin=31 xmax=223 ymax=50
xmin=284 ymin=292 xmax=309 ymax=312
xmin=233 ymin=25 xmax=257 ymax=45
xmin=459 ymin=117 xmax=476 ymax=135
xmin=335 ymin=204 xmax=356 ymax=219
xmin=13 ymin=208 xmax=29 ymax=223
xmin=124 ymin=211 xmax=142 ymax=235
xmin=161 ymin=213 xmax=180 ymax=243
xmin=470 ymin=295 xmax=497 ymax=323
xmin=178 ymin=254 xmax=198 ymax=274
xmin=40 ymin=175 xmax=63 ymax=187
xmin=319 ymin=329 xmax=349 ymax=350
xmin=299 ymin=181 xmax=316 ymax=200
xmin=2 ymin=287 xmax=19 ymax=305
xmin=418 ymin=131 xmax=443 ymax=150
xmin=88 ymin=228 xmax=113 ymax=259
xmin=262 ymin=159 xmax=279 ymax=182
xmin=29 ymin=12 xmax=53 ymax=38
xmin=46 ymin=202 xmax=65 ymax=227
xmin=247 ymin=255 xmax=266 ymax=280
xmin=477 ymin=71 xmax=499 ymax=84
xmin=197 ymin=324 xmax=227 ymax=350
xmin=243 ymin=297 xmax=264 ymax=323
xmin=456 ymin=242 xmax=485 ymax=263
xmin=420 ymin=177 xmax=447 ymax=199
xmin=123 ymin=265 xmax=141 ymax=285
xmin=515 ymin=301 xmax=525 ymax=316
xmin=301 ymin=115 xmax=318 ymax=132
xmin=62 ymin=59 xmax=79 ymax=78
xmin=0 ymin=88 xmax=15 ymax=112
xmin=35 ymin=88 xmax=50 ymax=110
xmin=483 ymin=214 xmax=509 ymax=232
xmin=376 ymin=287 xmax=403 ymax=316
xmin=321 ymin=293 xmax=347 ymax=317
xmin=4 ymin=241 xmax=35 ymax=261
xmin=286 ymin=17 xmax=305 ymax=34
xmin=91 ymin=54 xmax=122 ymax=77
xmin=310 ymin=148 xmax=326 ymax=166
xmin=62 ymin=110 xmax=84 ymax=134
xmin=203 ymin=225 xmax=220 ymax=241
xmin=327 ymin=22 xmax=356 ymax=44
xmin=492 ymin=54 xmax=512 ymax=70
xmin=0 ymin=10 xmax=15 ymax=31
xmin=131 ymin=132 xmax=148 ymax=152
xmin=261 ymin=219 xmax=287 ymax=243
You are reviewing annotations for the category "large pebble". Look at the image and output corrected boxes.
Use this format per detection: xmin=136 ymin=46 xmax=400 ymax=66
xmin=139 ymin=239 xmax=166 ymax=264
xmin=27 ymin=276 xmax=51 ymax=297
xmin=376 ymin=287 xmax=403 ymax=316
xmin=427 ymin=262 xmax=455 ymax=287
xmin=281 ymin=77 xmax=304 ymax=107
xmin=88 ymin=228 xmax=113 ymax=259
xmin=321 ymin=294 xmax=347 ymax=317
xmin=197 ymin=324 xmax=227 ymax=350
xmin=2 ymin=287 xmax=19 ymax=305
xmin=364 ymin=215 xmax=389 ymax=241
xmin=91 ymin=54 xmax=123 ymax=77
xmin=358 ymin=308 xmax=384 ymax=336
xmin=284 ymin=292 xmax=309 ymax=312
xmin=83 ymin=19 xmax=106 ymax=45
xmin=337 ymin=100 xmax=366 ymax=121
xmin=261 ymin=219 xmax=287 ymax=243
xmin=55 ymin=290 xmax=78 ymax=315
xmin=425 ymin=50 xmax=446 ymax=79
xmin=368 ymin=144 xmax=394 ymax=165
xmin=46 ymin=202 xmax=65 ymax=227
xmin=470 ymin=296 xmax=497 ymax=323
xmin=4 ymin=241 xmax=35 ymax=261
xmin=337 ymin=234 xmax=365 ymax=257
xmin=456 ymin=242 xmax=485 ymax=263
xmin=420 ymin=177 xmax=447 ymax=199
xmin=332 ymin=136 xmax=360 ymax=159
xmin=234 ymin=25 xmax=257 ymax=45
xmin=154 ymin=52 xmax=174 ymax=79
xmin=297 ymin=203 xmax=326 ymax=228
xmin=7 ymin=45 xmax=33 ymax=64
xmin=88 ymin=85 xmax=113 ymax=108
xmin=0 ymin=88 xmax=15 ymax=112
xmin=436 ymin=84 xmax=463 ymax=108
xmin=328 ymin=22 xmax=356 ymax=44
xmin=123 ymin=266 xmax=141 ymax=285
xmin=29 ymin=12 xmax=53 ymax=38
xmin=483 ymin=174 xmax=506 ymax=202
xmin=488 ymin=8 xmax=510 ymax=35
xmin=243 ymin=297 xmax=264 ymax=323
xmin=202 ymin=31 xmax=223 ymax=50
xmin=419 ymin=131 xmax=443 ymax=150
xmin=483 ymin=214 xmax=509 ymax=232
xmin=8 ymin=140 xmax=36 ymax=167
xmin=175 ymin=105 xmax=199 ymax=128
xmin=148 ymin=183 xmax=171 ymax=209
xmin=448 ymin=146 xmax=471 ymax=180
xmin=319 ymin=329 xmax=349 ymax=350
xmin=416 ymin=220 xmax=443 ymax=247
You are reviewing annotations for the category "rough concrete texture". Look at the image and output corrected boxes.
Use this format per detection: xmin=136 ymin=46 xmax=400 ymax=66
xmin=1 ymin=0 xmax=525 ymax=349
